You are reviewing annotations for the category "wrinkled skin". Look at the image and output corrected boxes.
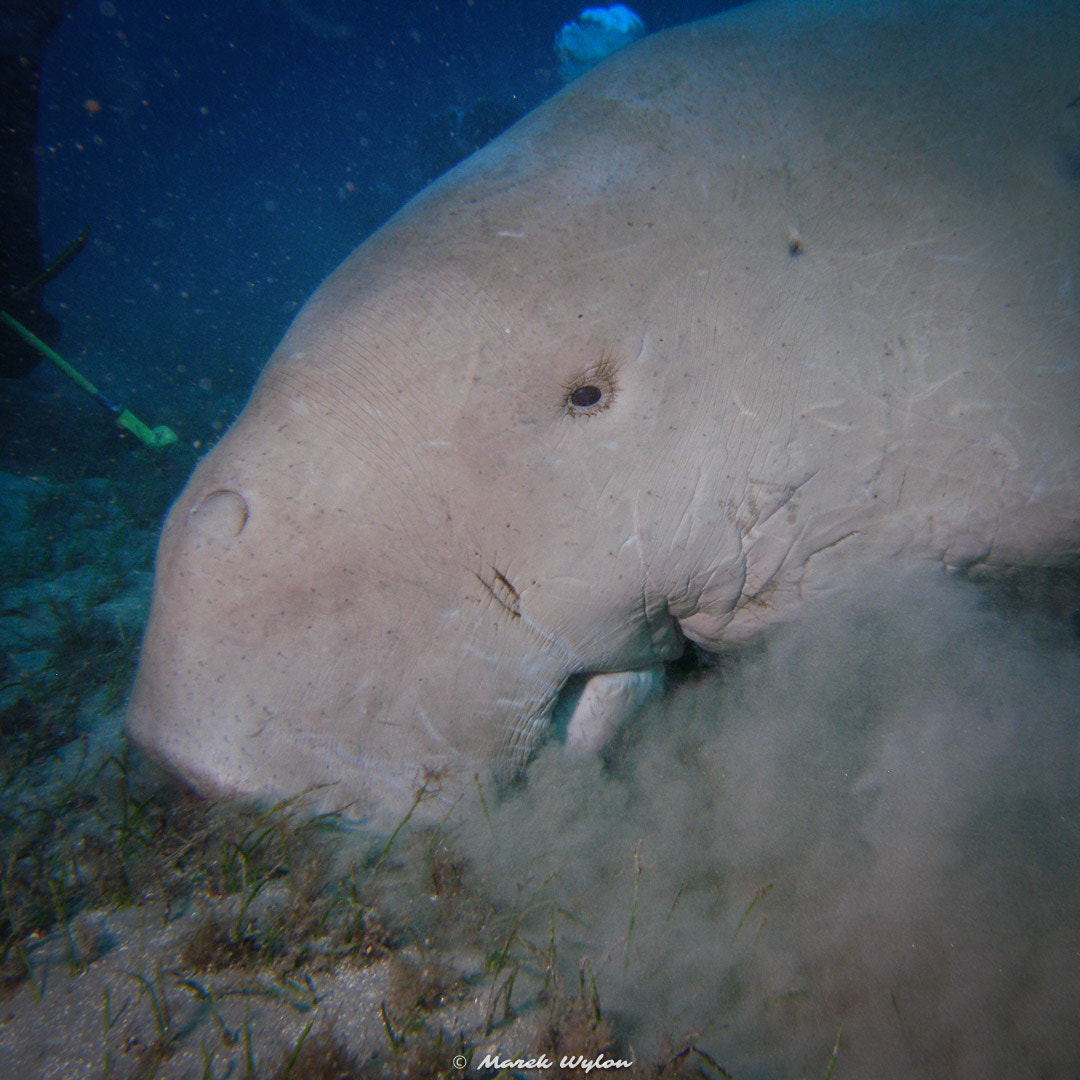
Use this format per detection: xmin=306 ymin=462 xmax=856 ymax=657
xmin=128 ymin=0 xmax=1080 ymax=826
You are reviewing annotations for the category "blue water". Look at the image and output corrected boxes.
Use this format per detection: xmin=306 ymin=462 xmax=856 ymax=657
xmin=24 ymin=0 xmax=737 ymax=477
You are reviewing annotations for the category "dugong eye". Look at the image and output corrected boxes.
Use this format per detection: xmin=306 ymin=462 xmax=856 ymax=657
xmin=569 ymin=385 xmax=602 ymax=408
xmin=563 ymin=352 xmax=619 ymax=416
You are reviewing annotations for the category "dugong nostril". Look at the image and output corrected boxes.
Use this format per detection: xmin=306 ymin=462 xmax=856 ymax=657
xmin=189 ymin=489 xmax=249 ymax=539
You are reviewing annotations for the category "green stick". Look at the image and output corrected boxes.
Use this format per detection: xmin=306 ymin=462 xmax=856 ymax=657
xmin=1 ymin=309 xmax=177 ymax=449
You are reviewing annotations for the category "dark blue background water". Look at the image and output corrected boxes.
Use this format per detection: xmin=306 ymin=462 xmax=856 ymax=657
xmin=10 ymin=0 xmax=737 ymax=483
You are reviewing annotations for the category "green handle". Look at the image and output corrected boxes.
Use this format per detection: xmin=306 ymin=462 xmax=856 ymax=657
xmin=1 ymin=309 xmax=177 ymax=449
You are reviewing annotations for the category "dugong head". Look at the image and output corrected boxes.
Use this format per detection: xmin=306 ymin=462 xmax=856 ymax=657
xmin=126 ymin=270 xmax=702 ymax=822
xmin=125 ymin=84 xmax=736 ymax=823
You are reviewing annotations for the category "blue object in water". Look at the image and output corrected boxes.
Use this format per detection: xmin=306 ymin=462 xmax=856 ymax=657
xmin=554 ymin=4 xmax=645 ymax=83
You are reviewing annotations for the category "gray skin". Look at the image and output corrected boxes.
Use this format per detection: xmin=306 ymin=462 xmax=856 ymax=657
xmin=128 ymin=0 xmax=1080 ymax=826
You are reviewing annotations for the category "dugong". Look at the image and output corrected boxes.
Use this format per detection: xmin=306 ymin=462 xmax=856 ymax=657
xmin=128 ymin=0 xmax=1080 ymax=825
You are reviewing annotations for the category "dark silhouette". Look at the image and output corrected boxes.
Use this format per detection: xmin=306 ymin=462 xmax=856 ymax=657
xmin=1 ymin=0 xmax=79 ymax=378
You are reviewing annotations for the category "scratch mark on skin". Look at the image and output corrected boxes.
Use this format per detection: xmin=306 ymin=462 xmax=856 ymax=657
xmin=731 ymin=392 xmax=756 ymax=418
xmin=415 ymin=705 xmax=456 ymax=751
xmin=474 ymin=565 xmax=522 ymax=618
xmin=462 ymin=642 xmax=501 ymax=664
xmin=811 ymin=530 xmax=861 ymax=557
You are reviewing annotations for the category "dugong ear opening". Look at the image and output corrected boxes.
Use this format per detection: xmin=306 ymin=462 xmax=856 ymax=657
xmin=189 ymin=489 xmax=249 ymax=540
